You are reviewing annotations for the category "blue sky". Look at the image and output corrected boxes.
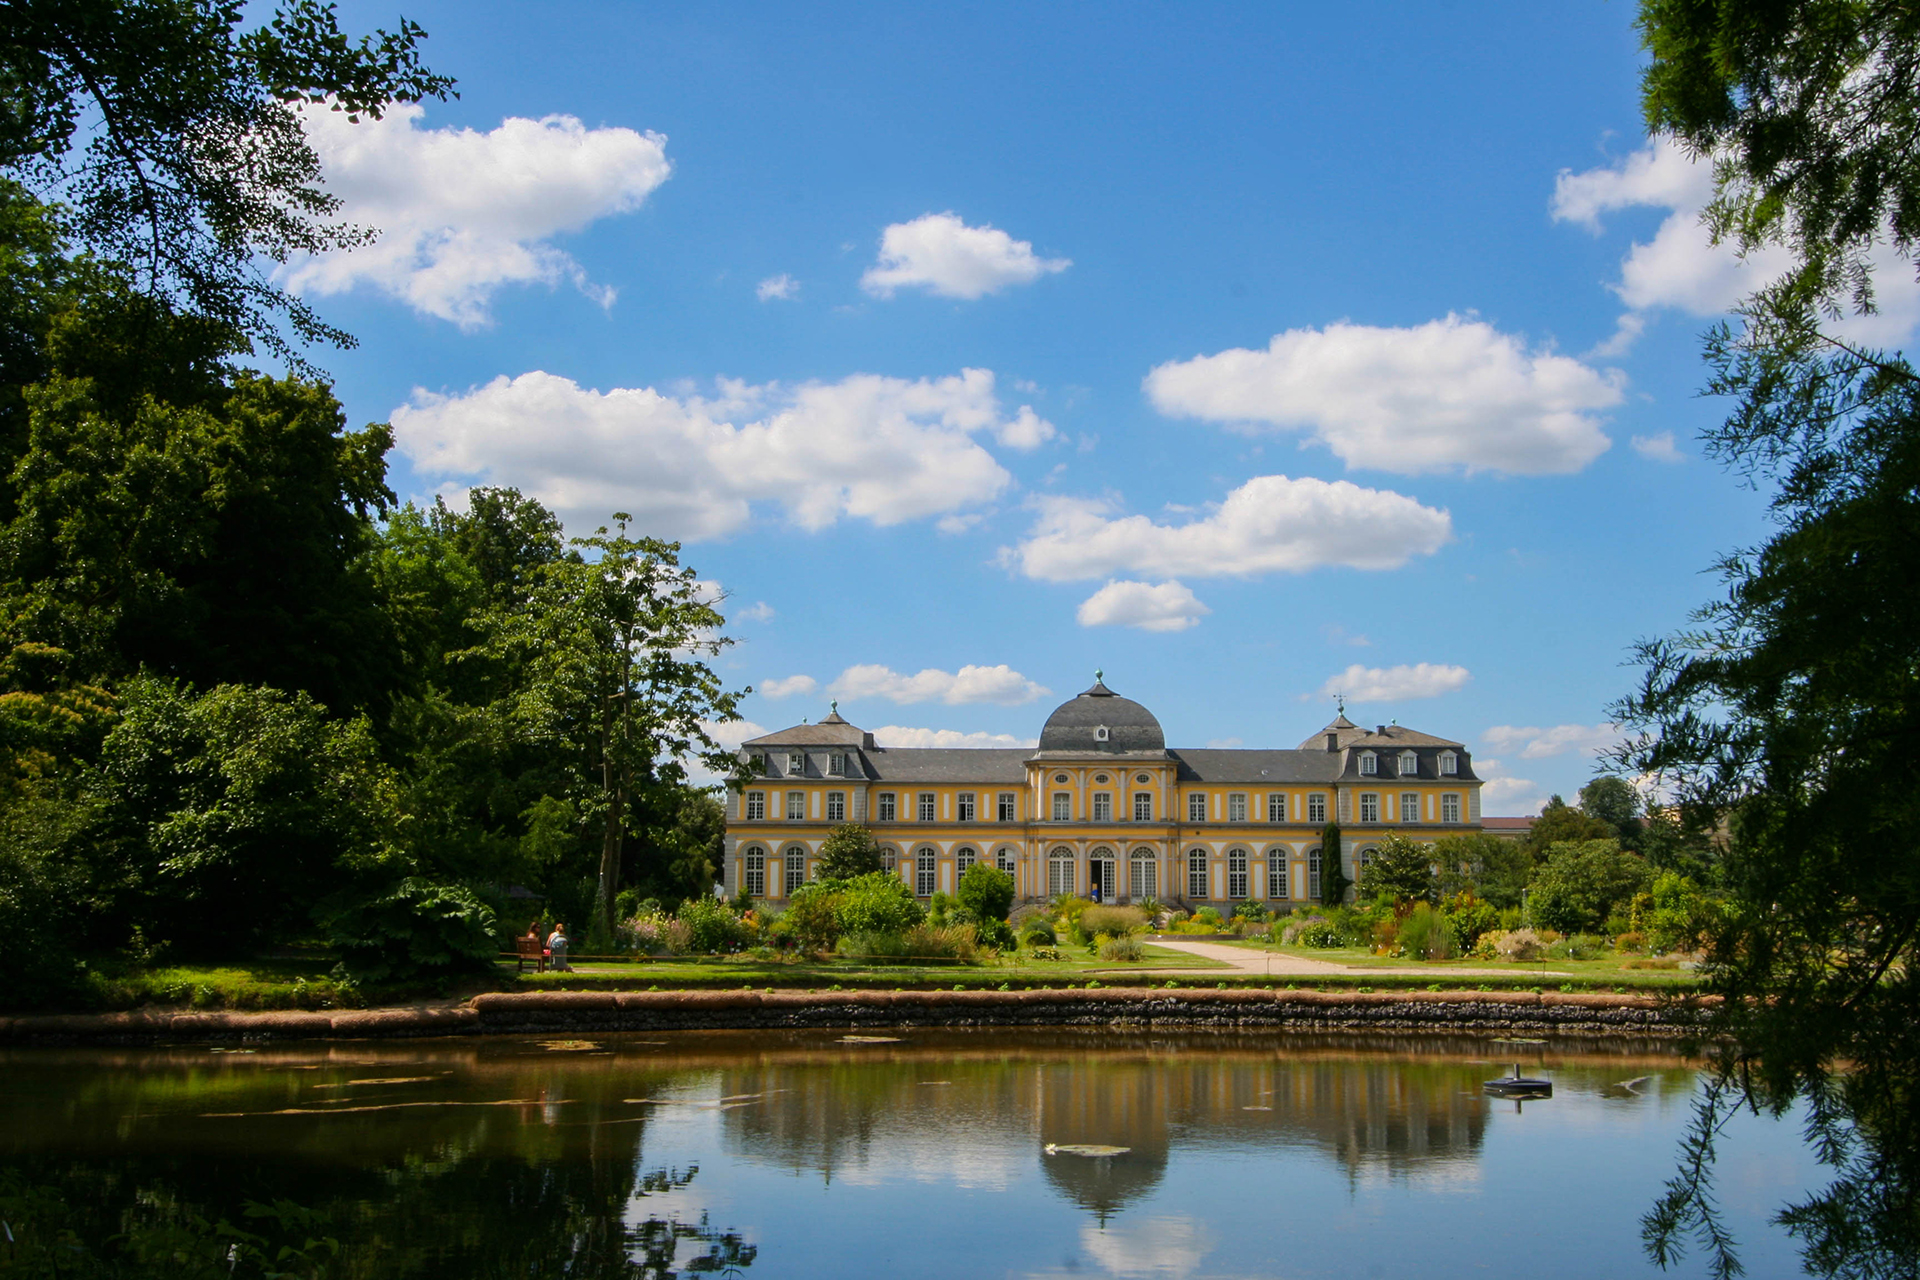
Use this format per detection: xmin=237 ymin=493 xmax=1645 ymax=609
xmin=291 ymin=1 xmax=1913 ymax=814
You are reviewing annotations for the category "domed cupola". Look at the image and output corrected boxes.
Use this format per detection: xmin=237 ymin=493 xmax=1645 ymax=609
xmin=1036 ymin=671 xmax=1167 ymax=755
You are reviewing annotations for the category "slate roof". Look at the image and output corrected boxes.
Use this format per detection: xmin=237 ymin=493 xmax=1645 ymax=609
xmin=1170 ymin=749 xmax=1344 ymax=784
xmin=861 ymin=748 xmax=1031 ymax=784
xmin=1036 ymin=676 xmax=1168 ymax=755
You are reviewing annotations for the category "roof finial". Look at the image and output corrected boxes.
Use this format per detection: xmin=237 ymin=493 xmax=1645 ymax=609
xmin=1094 ymin=667 xmax=1104 ymax=683
xmin=830 ymin=699 xmax=838 ymax=715
xmin=1335 ymin=693 xmax=1346 ymax=716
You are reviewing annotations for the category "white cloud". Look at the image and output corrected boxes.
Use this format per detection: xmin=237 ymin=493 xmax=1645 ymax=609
xmin=870 ymin=725 xmax=1038 ymax=749
xmin=1631 ymin=431 xmax=1685 ymax=463
xmin=1075 ymin=580 xmax=1211 ymax=632
xmin=1313 ymin=663 xmax=1471 ymax=703
xmin=735 ymin=601 xmax=775 ymax=623
xmin=393 ymin=367 xmax=1049 ymax=538
xmin=1005 ymin=475 xmax=1451 ymax=582
xmin=286 ymin=103 xmax=670 ymax=327
xmin=1144 ymin=316 xmax=1623 ymax=476
xmin=1482 ymin=722 xmax=1624 ymax=760
xmin=1079 ymin=1217 xmax=1213 ymax=1280
xmin=828 ymin=664 xmax=1050 ymax=706
xmin=758 ymin=675 xmax=818 ymax=699
xmin=861 ymin=212 xmax=1071 ymax=299
xmin=1553 ymin=139 xmax=1920 ymax=347
xmin=1477 ymin=759 xmax=1549 ymax=816
xmin=700 ymin=718 xmax=769 ymax=753
xmin=757 ymin=273 xmax=798 ymax=301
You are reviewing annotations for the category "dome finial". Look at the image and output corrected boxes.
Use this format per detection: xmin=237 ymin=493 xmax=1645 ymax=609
xmin=1094 ymin=667 xmax=1104 ymax=683
xmin=830 ymin=699 xmax=838 ymax=715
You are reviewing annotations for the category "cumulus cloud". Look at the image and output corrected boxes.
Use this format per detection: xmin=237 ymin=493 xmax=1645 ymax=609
xmin=1080 ymin=1217 xmax=1213 ymax=1280
xmin=1481 ymin=722 xmax=1624 ymax=760
xmin=869 ymin=725 xmax=1038 ymax=749
xmin=286 ymin=103 xmax=670 ymax=327
xmin=1144 ymin=316 xmax=1623 ymax=476
xmin=1477 ymin=759 xmax=1549 ymax=816
xmin=757 ymin=273 xmax=798 ymax=301
xmin=1075 ymin=580 xmax=1210 ymax=632
xmin=1631 ymin=431 xmax=1685 ymax=463
xmin=829 ymin=664 xmax=1050 ymax=706
xmin=1553 ymin=138 xmax=1920 ymax=347
xmin=393 ymin=367 xmax=1051 ymax=538
xmin=734 ymin=601 xmax=775 ymax=623
xmin=861 ymin=212 xmax=1070 ymax=299
xmin=1313 ymin=663 xmax=1471 ymax=703
xmin=758 ymin=675 xmax=818 ymax=699
xmin=700 ymin=718 xmax=770 ymax=753
xmin=1005 ymin=475 xmax=1451 ymax=582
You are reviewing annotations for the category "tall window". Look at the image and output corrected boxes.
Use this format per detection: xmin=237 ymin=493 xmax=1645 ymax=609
xmin=1227 ymin=848 xmax=1248 ymax=898
xmin=1049 ymin=846 xmax=1076 ymax=897
xmin=1092 ymin=792 xmax=1113 ymax=821
xmin=787 ymin=752 xmax=805 ymax=775
xmin=744 ymin=847 xmax=766 ymax=896
xmin=956 ymin=793 xmax=976 ymax=822
xmin=1187 ymin=850 xmax=1209 ymax=900
xmin=1400 ymin=793 xmax=1419 ymax=823
xmin=786 ymin=791 xmax=806 ymax=821
xmin=997 ymin=792 xmax=1017 ymax=822
xmin=1358 ymin=751 xmax=1377 ymax=775
xmin=1268 ymin=850 xmax=1289 ymax=899
xmin=1134 ymin=792 xmax=1153 ymax=822
xmin=915 ymin=846 xmax=936 ymax=896
xmin=1267 ymin=793 xmax=1286 ymax=822
xmin=917 ymin=792 xmax=936 ymax=822
xmin=881 ymin=846 xmax=899 ymax=875
xmin=956 ymin=846 xmax=977 ymax=876
xmin=1052 ymin=792 xmax=1072 ymax=821
xmin=785 ymin=845 xmax=806 ymax=895
xmin=1227 ymin=793 xmax=1247 ymax=822
xmin=1399 ymin=750 xmax=1418 ymax=776
xmin=1188 ymin=793 xmax=1207 ymax=823
xmin=827 ymin=792 xmax=846 ymax=822
xmin=1439 ymin=751 xmax=1458 ymax=776
xmin=1442 ymin=793 xmax=1461 ymax=823
xmin=1130 ymin=847 xmax=1156 ymax=898
xmin=877 ymin=792 xmax=897 ymax=822
xmin=828 ymin=752 xmax=847 ymax=777
xmin=996 ymin=846 xmax=1016 ymax=874
xmin=1308 ymin=847 xmax=1322 ymax=900
xmin=745 ymin=791 xmax=765 ymax=821
xmin=1360 ymin=793 xmax=1380 ymax=823
xmin=1308 ymin=793 xmax=1327 ymax=824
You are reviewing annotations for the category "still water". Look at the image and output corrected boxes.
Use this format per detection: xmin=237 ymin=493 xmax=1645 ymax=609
xmin=0 ymin=1030 xmax=1820 ymax=1278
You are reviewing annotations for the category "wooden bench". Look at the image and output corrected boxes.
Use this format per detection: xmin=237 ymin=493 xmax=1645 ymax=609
xmin=514 ymin=934 xmax=547 ymax=973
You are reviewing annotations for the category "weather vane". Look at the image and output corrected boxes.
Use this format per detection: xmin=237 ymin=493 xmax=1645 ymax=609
xmin=1335 ymin=693 xmax=1346 ymax=716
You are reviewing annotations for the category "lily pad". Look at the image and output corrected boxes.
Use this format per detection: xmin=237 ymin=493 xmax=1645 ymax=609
xmin=1044 ymin=1143 xmax=1130 ymax=1157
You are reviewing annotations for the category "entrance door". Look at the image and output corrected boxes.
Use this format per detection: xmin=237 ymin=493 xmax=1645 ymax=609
xmin=1090 ymin=857 xmax=1116 ymax=902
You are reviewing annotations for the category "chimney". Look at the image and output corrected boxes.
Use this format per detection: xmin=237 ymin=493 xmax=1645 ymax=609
xmin=1325 ymin=732 xmax=1338 ymax=752
xmin=1377 ymin=725 xmax=1388 ymax=736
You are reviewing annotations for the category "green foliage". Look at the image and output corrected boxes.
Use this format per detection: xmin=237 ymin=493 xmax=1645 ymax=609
xmin=830 ymin=871 xmax=925 ymax=936
xmin=1321 ymin=822 xmax=1349 ymax=905
xmin=673 ymin=895 xmax=745 ymax=954
xmin=957 ymin=861 xmax=1016 ymax=922
xmin=1645 ymin=871 xmax=1720 ymax=954
xmin=973 ymin=916 xmax=1016 ymax=952
xmin=1192 ymin=906 xmax=1224 ymax=929
xmin=1395 ymin=902 xmax=1453 ymax=960
xmin=780 ymin=883 xmax=842 ymax=953
xmin=1099 ymin=935 xmax=1146 ymax=962
xmin=1433 ymin=830 xmax=1534 ymax=910
xmin=1357 ymin=833 xmax=1437 ymax=905
xmin=322 ymin=877 xmax=498 ymax=985
xmin=1579 ymin=776 xmax=1643 ymax=847
xmin=1018 ymin=919 xmax=1056 ymax=948
xmin=1521 ymin=796 xmax=1616 ymax=859
xmin=1232 ymin=899 xmax=1269 ymax=922
xmin=1527 ymin=839 xmax=1654 ymax=936
xmin=816 ymin=822 xmax=883 ymax=880
xmin=1442 ymin=893 xmax=1501 ymax=954
xmin=1080 ymin=905 xmax=1146 ymax=937
xmin=1295 ymin=920 xmax=1344 ymax=949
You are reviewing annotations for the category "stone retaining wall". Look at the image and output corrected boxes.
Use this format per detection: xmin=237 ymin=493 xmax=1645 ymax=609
xmin=0 ymin=988 xmax=1712 ymax=1045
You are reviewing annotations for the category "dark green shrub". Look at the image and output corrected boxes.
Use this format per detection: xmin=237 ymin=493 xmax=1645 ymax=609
xmin=1193 ymin=906 xmax=1224 ymax=929
xmin=975 ymin=917 xmax=1017 ymax=951
xmin=834 ymin=872 xmax=925 ymax=935
xmin=675 ymin=895 xmax=746 ymax=953
xmin=1443 ymin=895 xmax=1501 ymax=953
xmin=782 ymin=884 xmax=842 ymax=952
xmin=1232 ymin=900 xmax=1269 ymax=922
xmin=1019 ymin=921 xmax=1057 ymax=948
xmin=324 ymin=878 xmax=499 ymax=984
xmin=1297 ymin=921 xmax=1344 ymax=948
xmin=816 ymin=823 xmax=883 ymax=879
xmin=958 ymin=863 xmax=1016 ymax=922
xmin=1528 ymin=839 xmax=1653 ymax=934
xmin=1396 ymin=902 xmax=1454 ymax=960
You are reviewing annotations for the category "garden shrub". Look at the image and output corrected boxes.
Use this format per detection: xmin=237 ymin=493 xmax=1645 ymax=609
xmin=974 ymin=917 xmax=1017 ymax=952
xmin=1526 ymin=839 xmax=1654 ymax=935
xmin=1396 ymin=902 xmax=1454 ymax=960
xmin=1028 ymin=944 xmax=1062 ymax=961
xmin=1019 ymin=921 xmax=1057 ymax=948
xmin=838 ymin=931 xmax=912 ymax=961
xmin=675 ymin=896 xmax=747 ymax=953
xmin=781 ymin=884 xmax=842 ymax=952
xmin=904 ymin=923 xmax=979 ymax=962
xmin=958 ymin=863 xmax=1016 ymax=922
xmin=1646 ymin=871 xmax=1717 ymax=954
xmin=1487 ymin=927 xmax=1546 ymax=961
xmin=1100 ymin=935 xmax=1146 ymax=962
xmin=1080 ymin=905 xmax=1147 ymax=937
xmin=1232 ymin=900 xmax=1270 ymax=922
xmin=324 ymin=878 xmax=499 ymax=984
xmin=1296 ymin=921 xmax=1345 ymax=948
xmin=1614 ymin=929 xmax=1647 ymax=953
xmin=1166 ymin=909 xmax=1189 ymax=927
xmin=1009 ymin=903 xmax=1050 ymax=931
xmin=834 ymin=873 xmax=926 ymax=935
xmin=1135 ymin=896 xmax=1164 ymax=923
xmin=1443 ymin=895 xmax=1501 ymax=954
xmin=1192 ymin=906 xmax=1224 ymax=930
xmin=1051 ymin=893 xmax=1094 ymax=924
xmin=1548 ymin=932 xmax=1607 ymax=961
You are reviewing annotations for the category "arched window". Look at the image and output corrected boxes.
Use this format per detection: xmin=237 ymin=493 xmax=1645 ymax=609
xmin=744 ymin=846 xmax=766 ymax=897
xmin=1307 ymin=846 xmax=1322 ymax=900
xmin=880 ymin=845 xmax=899 ymax=875
xmin=1399 ymin=750 xmax=1418 ymax=776
xmin=1358 ymin=750 xmax=1378 ymax=775
xmin=956 ymin=846 xmax=977 ymax=877
xmin=1048 ymin=845 xmax=1076 ymax=898
xmin=1227 ymin=848 xmax=1248 ymax=899
xmin=1267 ymin=847 xmax=1290 ymax=899
xmin=1357 ymin=845 xmax=1377 ymax=871
xmin=784 ymin=845 xmax=806 ymax=896
xmin=915 ymin=846 xmax=937 ymax=897
xmin=1187 ymin=848 xmax=1209 ymax=900
xmin=995 ymin=846 xmax=1017 ymax=875
xmin=1129 ymin=846 xmax=1157 ymax=900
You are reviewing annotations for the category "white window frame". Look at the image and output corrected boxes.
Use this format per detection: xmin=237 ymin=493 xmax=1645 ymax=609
xmin=1268 ymin=792 xmax=1286 ymax=823
xmin=827 ymin=791 xmax=846 ymax=822
xmin=786 ymin=790 xmax=806 ymax=821
xmin=917 ymin=792 xmax=936 ymax=822
xmin=996 ymin=846 xmax=1017 ymax=874
xmin=1048 ymin=847 xmax=1076 ymax=897
xmin=1267 ymin=849 xmax=1289 ymax=899
xmin=1092 ymin=792 xmax=1113 ymax=821
xmin=784 ymin=845 xmax=806 ymax=895
xmin=745 ymin=791 xmax=765 ymax=821
xmin=1227 ymin=848 xmax=1248 ymax=898
xmin=828 ymin=752 xmax=847 ymax=777
xmin=997 ymin=792 xmax=1017 ymax=822
xmin=1439 ymin=751 xmax=1458 ymax=776
xmin=1358 ymin=751 xmax=1377 ymax=776
xmin=956 ymin=846 xmax=977 ymax=877
xmin=1188 ymin=792 xmax=1207 ymax=823
xmin=1442 ymin=793 xmax=1461 ymax=823
xmin=787 ymin=752 xmax=805 ymax=775
xmin=881 ymin=846 xmax=899 ymax=875
xmin=1133 ymin=792 xmax=1153 ymax=822
xmin=956 ymin=792 xmax=976 ymax=822
xmin=1227 ymin=793 xmax=1247 ymax=822
xmin=1308 ymin=793 xmax=1327 ymax=824
xmin=1129 ymin=847 xmax=1157 ymax=899
xmin=915 ymin=846 xmax=937 ymax=897
xmin=744 ymin=846 xmax=766 ymax=897
xmin=1187 ymin=851 xmax=1209 ymax=901
xmin=1308 ymin=847 xmax=1322 ymax=900
xmin=1360 ymin=793 xmax=1380 ymax=823
xmin=1052 ymin=792 xmax=1072 ymax=822
xmin=1399 ymin=751 xmax=1418 ymax=776
xmin=1400 ymin=792 xmax=1419 ymax=823
xmin=876 ymin=792 xmax=896 ymax=822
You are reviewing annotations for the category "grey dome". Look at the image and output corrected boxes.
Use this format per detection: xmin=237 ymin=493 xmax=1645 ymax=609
xmin=1037 ymin=677 xmax=1166 ymax=754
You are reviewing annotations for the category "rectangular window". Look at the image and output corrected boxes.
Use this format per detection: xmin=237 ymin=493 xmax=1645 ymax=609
xmin=916 ymin=847 xmax=936 ymax=897
xmin=1227 ymin=793 xmax=1247 ymax=822
xmin=1052 ymin=792 xmax=1072 ymax=822
xmin=1268 ymin=857 xmax=1289 ymax=899
xmin=998 ymin=792 xmax=1017 ymax=822
xmin=1308 ymin=848 xmax=1322 ymax=900
xmin=1440 ymin=751 xmax=1458 ymax=776
xmin=1442 ymin=793 xmax=1461 ymax=823
xmin=1359 ymin=753 xmax=1377 ymax=775
xmin=745 ymin=791 xmax=765 ymax=821
xmin=1133 ymin=792 xmax=1153 ymax=822
xmin=827 ymin=752 xmax=845 ymax=777
xmin=1092 ymin=792 xmax=1113 ymax=821
xmin=786 ymin=791 xmax=806 ymax=821
xmin=917 ymin=792 xmax=936 ymax=822
xmin=1400 ymin=793 xmax=1419 ymax=823
xmin=877 ymin=792 xmax=896 ymax=822
xmin=1188 ymin=856 xmax=1209 ymax=900
xmin=1308 ymin=793 xmax=1327 ymax=824
xmin=956 ymin=793 xmax=976 ymax=822
xmin=787 ymin=752 xmax=805 ymax=775
xmin=1227 ymin=848 xmax=1248 ymax=898
xmin=996 ymin=846 xmax=1016 ymax=874
xmin=1049 ymin=853 xmax=1075 ymax=897
xmin=744 ymin=848 xmax=766 ymax=897
xmin=1188 ymin=793 xmax=1207 ymax=823
xmin=1360 ymin=793 xmax=1380 ymax=823
xmin=827 ymin=792 xmax=846 ymax=822
xmin=1268 ymin=793 xmax=1286 ymax=823
xmin=785 ymin=847 xmax=805 ymax=895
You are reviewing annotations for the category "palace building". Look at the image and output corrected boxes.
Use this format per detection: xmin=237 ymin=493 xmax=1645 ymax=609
xmin=723 ymin=674 xmax=1484 ymax=906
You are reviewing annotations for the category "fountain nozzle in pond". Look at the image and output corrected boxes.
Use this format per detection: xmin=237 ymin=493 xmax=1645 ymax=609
xmin=1483 ymin=1064 xmax=1553 ymax=1099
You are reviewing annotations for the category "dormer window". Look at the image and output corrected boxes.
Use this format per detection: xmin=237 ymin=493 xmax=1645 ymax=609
xmin=1094 ymin=725 xmax=1110 ymax=742
xmin=1358 ymin=751 xmax=1377 ymax=776
xmin=1398 ymin=751 xmax=1418 ymax=776
xmin=787 ymin=752 xmax=804 ymax=775
xmin=828 ymin=752 xmax=847 ymax=777
xmin=1439 ymin=751 xmax=1458 ymax=776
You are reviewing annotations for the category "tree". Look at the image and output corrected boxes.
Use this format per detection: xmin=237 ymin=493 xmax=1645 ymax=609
xmin=1320 ymin=822 xmax=1348 ymax=906
xmin=1433 ymin=830 xmax=1535 ymax=910
xmin=816 ymin=822 xmax=883 ymax=881
xmin=958 ymin=862 xmax=1016 ymax=923
xmin=1356 ymin=833 xmax=1437 ymax=905
xmin=1578 ymin=776 xmax=1643 ymax=847
xmin=1526 ymin=839 xmax=1654 ymax=936
xmin=1521 ymin=795 xmax=1616 ymax=859
xmin=1 ymin=0 xmax=454 ymax=364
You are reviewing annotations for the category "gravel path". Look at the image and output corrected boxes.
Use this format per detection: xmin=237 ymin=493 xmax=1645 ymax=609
xmin=1128 ymin=937 xmax=1568 ymax=980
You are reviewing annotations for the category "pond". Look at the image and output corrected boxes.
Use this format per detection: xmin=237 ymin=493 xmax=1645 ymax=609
xmin=0 ymin=1030 xmax=1820 ymax=1278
